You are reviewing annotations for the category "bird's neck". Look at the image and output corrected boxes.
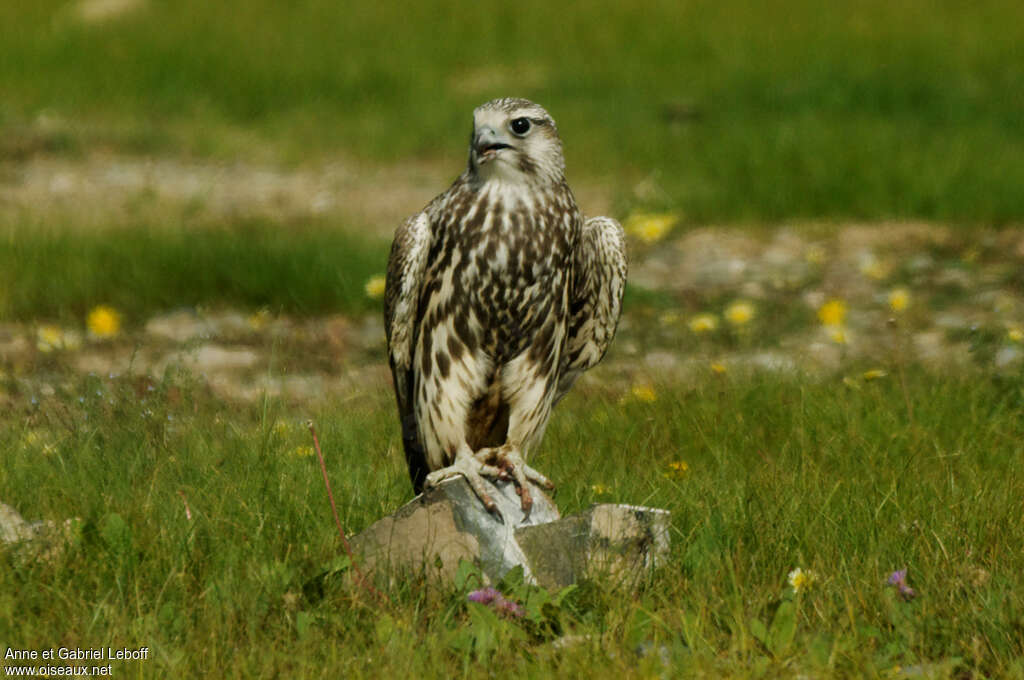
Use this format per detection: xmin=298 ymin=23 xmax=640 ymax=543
xmin=465 ymin=170 xmax=570 ymax=203
xmin=468 ymin=158 xmax=564 ymax=189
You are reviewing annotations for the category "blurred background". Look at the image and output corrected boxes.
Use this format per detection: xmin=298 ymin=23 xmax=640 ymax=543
xmin=4 ymin=0 xmax=1023 ymax=222
xmin=1 ymin=0 xmax=1023 ymax=392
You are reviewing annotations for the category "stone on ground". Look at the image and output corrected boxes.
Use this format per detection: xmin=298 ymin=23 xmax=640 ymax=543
xmin=0 ymin=501 xmax=77 ymax=562
xmin=349 ymin=478 xmax=670 ymax=589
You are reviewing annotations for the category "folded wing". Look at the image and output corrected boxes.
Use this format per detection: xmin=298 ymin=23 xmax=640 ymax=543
xmin=384 ymin=211 xmax=432 ymax=491
xmin=555 ymin=215 xmax=627 ymax=403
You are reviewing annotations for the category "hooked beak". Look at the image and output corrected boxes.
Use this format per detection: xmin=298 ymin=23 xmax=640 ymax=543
xmin=473 ymin=125 xmax=513 ymax=163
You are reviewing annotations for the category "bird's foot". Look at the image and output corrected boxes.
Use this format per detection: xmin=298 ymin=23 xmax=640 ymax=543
xmin=473 ymin=445 xmax=554 ymax=513
xmin=424 ymin=453 xmax=503 ymax=515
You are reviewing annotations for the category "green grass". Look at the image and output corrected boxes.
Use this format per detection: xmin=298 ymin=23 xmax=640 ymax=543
xmin=3 ymin=368 xmax=1023 ymax=677
xmin=2 ymin=0 xmax=1024 ymax=223
xmin=3 ymin=2 xmax=1023 ymax=677
xmin=0 ymin=219 xmax=388 ymax=323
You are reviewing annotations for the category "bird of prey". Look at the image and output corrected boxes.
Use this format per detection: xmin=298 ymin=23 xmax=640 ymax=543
xmin=384 ymin=98 xmax=626 ymax=515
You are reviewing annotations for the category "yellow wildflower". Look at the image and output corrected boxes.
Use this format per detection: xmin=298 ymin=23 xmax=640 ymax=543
xmin=86 ymin=305 xmax=121 ymax=338
xmin=364 ymin=274 xmax=387 ymax=300
xmin=666 ymin=461 xmax=689 ymax=477
xmin=624 ymin=213 xmax=679 ymax=244
xmin=724 ymin=300 xmax=755 ymax=326
xmin=788 ymin=567 xmax=816 ymax=594
xmin=291 ymin=446 xmax=315 ymax=458
xmin=1008 ymin=326 xmax=1024 ymax=343
xmin=688 ymin=313 xmax=718 ymax=334
xmin=36 ymin=325 xmax=64 ymax=352
xmin=629 ymin=385 xmax=657 ymax=403
xmin=888 ymin=288 xmax=910 ymax=313
xmin=35 ymin=325 xmax=81 ymax=352
xmin=826 ymin=326 xmax=847 ymax=345
xmin=591 ymin=484 xmax=612 ymax=495
xmin=862 ymin=369 xmax=888 ymax=381
xmin=710 ymin=362 xmax=727 ymax=374
xmin=817 ymin=299 xmax=847 ymax=327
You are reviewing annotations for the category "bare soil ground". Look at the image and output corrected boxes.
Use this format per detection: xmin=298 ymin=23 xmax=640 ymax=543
xmin=0 ymin=152 xmax=612 ymax=233
xmin=2 ymin=153 xmax=1022 ymax=409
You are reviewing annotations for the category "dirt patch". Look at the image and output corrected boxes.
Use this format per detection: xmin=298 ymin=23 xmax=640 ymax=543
xmin=4 ymin=220 xmax=1022 ymax=407
xmin=0 ymin=152 xmax=613 ymax=235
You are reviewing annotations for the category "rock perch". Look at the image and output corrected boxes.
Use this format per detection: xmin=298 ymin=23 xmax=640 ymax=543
xmin=349 ymin=478 xmax=669 ymax=589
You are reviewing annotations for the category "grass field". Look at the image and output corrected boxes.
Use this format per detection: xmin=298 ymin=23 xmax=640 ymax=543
xmin=3 ymin=1 xmax=1024 ymax=678
xmin=3 ymin=370 xmax=1024 ymax=677
xmin=0 ymin=218 xmax=386 ymax=323
xmin=2 ymin=0 xmax=1024 ymax=223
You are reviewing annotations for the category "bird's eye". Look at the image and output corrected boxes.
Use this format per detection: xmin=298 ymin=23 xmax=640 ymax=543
xmin=509 ymin=118 xmax=531 ymax=136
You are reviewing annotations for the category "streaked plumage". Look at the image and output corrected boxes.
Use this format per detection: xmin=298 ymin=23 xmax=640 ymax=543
xmin=384 ymin=98 xmax=626 ymax=515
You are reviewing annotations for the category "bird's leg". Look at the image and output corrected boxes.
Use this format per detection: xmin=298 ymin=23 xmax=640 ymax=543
xmin=473 ymin=444 xmax=554 ymax=513
xmin=424 ymin=445 xmax=504 ymax=514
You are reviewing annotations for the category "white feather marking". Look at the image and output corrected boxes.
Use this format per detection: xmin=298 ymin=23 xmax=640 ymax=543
xmin=390 ymin=211 xmax=431 ymax=371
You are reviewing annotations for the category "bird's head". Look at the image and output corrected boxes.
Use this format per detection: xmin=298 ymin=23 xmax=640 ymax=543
xmin=468 ymin=98 xmax=565 ymax=186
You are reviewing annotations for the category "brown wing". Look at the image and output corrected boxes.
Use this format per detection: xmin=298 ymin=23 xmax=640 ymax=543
xmin=384 ymin=211 xmax=432 ymax=491
xmin=555 ymin=215 xmax=627 ymax=403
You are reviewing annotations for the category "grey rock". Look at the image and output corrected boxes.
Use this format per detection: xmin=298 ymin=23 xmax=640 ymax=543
xmin=995 ymin=345 xmax=1022 ymax=370
xmin=349 ymin=478 xmax=669 ymax=589
xmin=0 ymin=502 xmax=36 ymax=544
xmin=1 ymin=501 xmax=77 ymax=561
xmin=516 ymin=503 xmax=670 ymax=590
xmin=351 ymin=478 xmax=558 ymax=585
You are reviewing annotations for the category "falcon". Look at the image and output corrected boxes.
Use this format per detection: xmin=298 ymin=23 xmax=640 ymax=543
xmin=384 ymin=98 xmax=626 ymax=515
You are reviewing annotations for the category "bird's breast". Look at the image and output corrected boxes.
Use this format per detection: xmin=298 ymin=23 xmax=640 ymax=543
xmin=440 ymin=187 xmax=575 ymax=360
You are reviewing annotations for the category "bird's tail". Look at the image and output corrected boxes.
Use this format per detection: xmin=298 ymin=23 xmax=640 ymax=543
xmin=401 ymin=411 xmax=429 ymax=494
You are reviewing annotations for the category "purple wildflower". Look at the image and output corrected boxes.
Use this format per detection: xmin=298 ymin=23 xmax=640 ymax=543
xmin=467 ymin=587 xmax=525 ymax=618
xmin=887 ymin=568 xmax=916 ymax=600
xmin=494 ymin=598 xmax=526 ymax=618
xmin=467 ymin=587 xmax=501 ymax=605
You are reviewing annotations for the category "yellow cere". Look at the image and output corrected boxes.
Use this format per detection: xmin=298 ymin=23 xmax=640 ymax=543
xmin=87 ymin=305 xmax=122 ymax=338
xmin=364 ymin=274 xmax=387 ymax=300
xmin=724 ymin=300 xmax=755 ymax=326
xmin=623 ymin=213 xmax=679 ymax=244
